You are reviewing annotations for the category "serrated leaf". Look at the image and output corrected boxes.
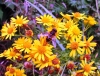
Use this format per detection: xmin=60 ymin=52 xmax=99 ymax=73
xmin=0 ymin=8 xmax=3 ymax=20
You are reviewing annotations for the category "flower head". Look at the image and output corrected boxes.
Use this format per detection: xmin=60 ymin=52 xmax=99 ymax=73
xmin=32 ymin=37 xmax=53 ymax=61
xmin=67 ymin=25 xmax=82 ymax=40
xmin=83 ymin=36 xmax=97 ymax=54
xmin=66 ymin=38 xmax=85 ymax=57
xmin=13 ymin=37 xmax=34 ymax=53
xmin=5 ymin=65 xmax=16 ymax=76
xmin=84 ymin=16 xmax=97 ymax=26
xmin=4 ymin=47 xmax=20 ymax=60
xmin=72 ymin=12 xmax=86 ymax=20
xmin=77 ymin=59 xmax=97 ymax=76
xmin=1 ymin=23 xmax=17 ymax=40
xmin=36 ymin=14 xmax=54 ymax=26
xmin=11 ymin=15 xmax=29 ymax=27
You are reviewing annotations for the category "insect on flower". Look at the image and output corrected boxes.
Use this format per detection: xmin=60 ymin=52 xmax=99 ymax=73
xmin=46 ymin=28 xmax=57 ymax=42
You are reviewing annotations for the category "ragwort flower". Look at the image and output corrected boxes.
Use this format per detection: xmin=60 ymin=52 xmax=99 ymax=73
xmin=32 ymin=37 xmax=53 ymax=61
xmin=1 ymin=23 xmax=17 ymax=40
xmin=66 ymin=38 xmax=85 ymax=57
xmin=36 ymin=14 xmax=54 ymax=26
xmin=13 ymin=37 xmax=34 ymax=53
xmin=11 ymin=15 xmax=29 ymax=27
xmin=83 ymin=36 xmax=97 ymax=54
xmin=77 ymin=59 xmax=97 ymax=76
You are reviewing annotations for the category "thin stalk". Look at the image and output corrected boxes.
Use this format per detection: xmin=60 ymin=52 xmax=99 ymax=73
xmin=27 ymin=1 xmax=44 ymax=15
xmin=60 ymin=64 xmax=66 ymax=76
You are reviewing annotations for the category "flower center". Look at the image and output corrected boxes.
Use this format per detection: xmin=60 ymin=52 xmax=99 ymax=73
xmin=16 ymin=18 xmax=23 ymax=24
xmin=84 ymin=64 xmax=91 ymax=72
xmin=38 ymin=46 xmax=46 ymax=54
xmin=10 ymin=51 xmax=16 ymax=56
xmin=85 ymin=41 xmax=90 ymax=48
xmin=72 ymin=27 xmax=80 ymax=35
xmin=42 ymin=17 xmax=50 ymax=23
xmin=9 ymin=68 xmax=15 ymax=73
xmin=7 ymin=27 xmax=13 ymax=34
xmin=23 ymin=41 xmax=31 ymax=48
xmin=70 ymin=42 xmax=79 ymax=50
xmin=74 ymin=12 xmax=81 ymax=18
xmin=65 ymin=22 xmax=71 ymax=29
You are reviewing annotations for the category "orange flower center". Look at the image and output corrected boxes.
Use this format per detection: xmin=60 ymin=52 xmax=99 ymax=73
xmin=16 ymin=18 xmax=23 ymax=24
xmin=65 ymin=23 xmax=71 ymax=29
xmin=70 ymin=42 xmax=79 ymax=50
xmin=10 ymin=51 xmax=16 ymax=56
xmin=9 ymin=68 xmax=15 ymax=73
xmin=7 ymin=27 xmax=13 ymax=34
xmin=42 ymin=17 xmax=50 ymax=23
xmin=23 ymin=41 xmax=31 ymax=48
xmin=52 ymin=58 xmax=60 ymax=65
xmin=85 ymin=41 xmax=90 ymax=48
xmin=74 ymin=12 xmax=81 ymax=18
xmin=84 ymin=64 xmax=91 ymax=72
xmin=38 ymin=46 xmax=46 ymax=54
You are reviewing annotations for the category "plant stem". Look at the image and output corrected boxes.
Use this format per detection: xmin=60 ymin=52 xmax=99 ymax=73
xmin=27 ymin=1 xmax=44 ymax=15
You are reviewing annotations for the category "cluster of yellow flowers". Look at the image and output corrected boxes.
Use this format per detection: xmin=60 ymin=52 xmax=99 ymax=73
xmin=0 ymin=12 xmax=98 ymax=76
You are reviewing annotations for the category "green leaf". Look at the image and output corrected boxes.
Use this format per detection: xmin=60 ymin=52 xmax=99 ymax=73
xmin=0 ymin=8 xmax=3 ymax=20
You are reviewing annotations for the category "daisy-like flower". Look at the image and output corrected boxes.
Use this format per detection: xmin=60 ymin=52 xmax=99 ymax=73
xmin=16 ymin=69 xmax=26 ymax=76
xmin=77 ymin=59 xmax=97 ymax=76
xmin=64 ymin=20 xmax=76 ymax=30
xmin=5 ymin=65 xmax=16 ymax=76
xmin=67 ymin=25 xmax=82 ymax=40
xmin=11 ymin=15 xmax=29 ymax=27
xmin=84 ymin=16 xmax=97 ymax=26
xmin=33 ymin=36 xmax=53 ymax=61
xmin=1 ymin=23 xmax=17 ymax=40
xmin=34 ymin=55 xmax=56 ymax=70
xmin=83 ymin=36 xmax=97 ymax=54
xmin=13 ymin=37 xmax=34 ymax=53
xmin=60 ymin=12 xmax=71 ymax=20
xmin=66 ymin=38 xmax=85 ymax=57
xmin=72 ymin=12 xmax=86 ymax=20
xmin=4 ymin=47 xmax=20 ymax=60
xmin=36 ymin=14 xmax=54 ymax=26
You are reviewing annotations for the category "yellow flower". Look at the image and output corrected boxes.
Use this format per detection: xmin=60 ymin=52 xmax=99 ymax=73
xmin=84 ymin=16 xmax=97 ymax=26
xmin=24 ymin=51 xmax=35 ymax=61
xmin=77 ymin=59 xmax=97 ymax=76
xmin=47 ymin=19 xmax=66 ymax=39
xmin=72 ymin=12 xmax=86 ymax=20
xmin=67 ymin=25 xmax=82 ymax=40
xmin=5 ymin=65 xmax=16 ymax=76
xmin=60 ymin=12 xmax=71 ymax=20
xmin=13 ymin=37 xmax=34 ymax=53
xmin=34 ymin=55 xmax=56 ymax=70
xmin=66 ymin=38 xmax=85 ymax=57
xmin=33 ymin=37 xmax=53 ymax=61
xmin=64 ymin=20 xmax=75 ymax=30
xmin=36 ymin=14 xmax=54 ymax=26
xmin=4 ymin=47 xmax=20 ymax=60
xmin=16 ymin=69 xmax=26 ymax=76
xmin=1 ymin=23 xmax=17 ymax=40
xmin=11 ymin=15 xmax=29 ymax=27
xmin=83 ymin=36 xmax=97 ymax=54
